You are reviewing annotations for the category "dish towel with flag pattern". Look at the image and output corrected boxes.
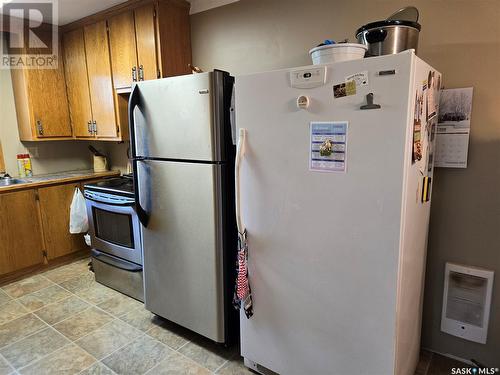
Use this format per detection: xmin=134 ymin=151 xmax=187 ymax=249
xmin=233 ymin=229 xmax=253 ymax=318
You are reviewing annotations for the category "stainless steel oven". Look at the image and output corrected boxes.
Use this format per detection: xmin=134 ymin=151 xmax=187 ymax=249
xmin=84 ymin=177 xmax=144 ymax=301
xmin=85 ymin=191 xmax=142 ymax=264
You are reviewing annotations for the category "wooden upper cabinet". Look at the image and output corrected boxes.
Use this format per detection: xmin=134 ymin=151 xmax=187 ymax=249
xmin=84 ymin=21 xmax=118 ymax=139
xmin=156 ymin=0 xmax=192 ymax=77
xmin=108 ymin=5 xmax=159 ymax=87
xmin=54 ymin=0 xmax=192 ymax=142
xmin=9 ymin=0 xmax=191 ymax=143
xmin=25 ymin=64 xmax=72 ymax=139
xmin=10 ymin=28 xmax=72 ymax=141
xmin=134 ymin=4 xmax=158 ymax=81
xmin=62 ymin=29 xmax=94 ymax=138
xmin=108 ymin=11 xmax=139 ymax=89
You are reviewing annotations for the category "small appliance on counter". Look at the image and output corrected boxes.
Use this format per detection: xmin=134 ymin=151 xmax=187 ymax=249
xmin=88 ymin=146 xmax=108 ymax=172
xmin=83 ymin=174 xmax=144 ymax=301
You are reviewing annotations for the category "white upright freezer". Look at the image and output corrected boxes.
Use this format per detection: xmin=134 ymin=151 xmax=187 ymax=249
xmin=234 ymin=50 xmax=441 ymax=375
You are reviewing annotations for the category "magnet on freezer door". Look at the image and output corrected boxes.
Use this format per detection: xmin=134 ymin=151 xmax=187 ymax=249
xmin=360 ymin=93 xmax=381 ymax=110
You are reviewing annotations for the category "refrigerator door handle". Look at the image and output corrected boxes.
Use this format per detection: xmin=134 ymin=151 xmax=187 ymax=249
xmin=235 ymin=128 xmax=247 ymax=233
xmin=128 ymin=84 xmax=150 ymax=227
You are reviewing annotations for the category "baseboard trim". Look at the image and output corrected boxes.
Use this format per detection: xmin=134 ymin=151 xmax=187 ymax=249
xmin=0 ymin=249 xmax=91 ymax=286
xmin=422 ymin=347 xmax=474 ymax=366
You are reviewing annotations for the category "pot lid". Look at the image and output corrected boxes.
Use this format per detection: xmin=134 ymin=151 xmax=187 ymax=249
xmin=387 ymin=6 xmax=419 ymax=22
xmin=355 ymin=19 xmax=421 ymax=36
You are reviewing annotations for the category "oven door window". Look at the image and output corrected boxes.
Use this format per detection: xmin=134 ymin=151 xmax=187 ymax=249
xmin=93 ymin=207 xmax=134 ymax=248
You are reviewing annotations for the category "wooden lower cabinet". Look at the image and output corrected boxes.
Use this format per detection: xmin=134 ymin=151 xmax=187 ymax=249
xmin=38 ymin=183 xmax=87 ymax=260
xmin=0 ymin=190 xmax=44 ymax=275
xmin=0 ymin=177 xmax=113 ymax=278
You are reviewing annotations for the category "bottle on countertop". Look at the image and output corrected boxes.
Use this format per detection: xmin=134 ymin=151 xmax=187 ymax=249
xmin=23 ymin=154 xmax=33 ymax=177
xmin=17 ymin=154 xmax=26 ymax=178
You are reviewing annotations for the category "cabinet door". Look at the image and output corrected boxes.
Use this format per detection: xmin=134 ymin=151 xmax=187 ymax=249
xmin=38 ymin=183 xmax=87 ymax=260
xmin=156 ymin=0 xmax=192 ymax=77
xmin=108 ymin=11 xmax=138 ymax=88
xmin=135 ymin=4 xmax=158 ymax=81
xmin=84 ymin=21 xmax=118 ymax=139
xmin=0 ymin=190 xmax=44 ymax=276
xmin=26 ymin=30 xmax=72 ymax=138
xmin=62 ymin=28 xmax=94 ymax=139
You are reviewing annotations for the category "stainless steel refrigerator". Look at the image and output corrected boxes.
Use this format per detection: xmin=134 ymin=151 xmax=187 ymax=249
xmin=128 ymin=70 xmax=237 ymax=344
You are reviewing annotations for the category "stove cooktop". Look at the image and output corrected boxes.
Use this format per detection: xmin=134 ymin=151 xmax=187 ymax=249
xmin=84 ymin=175 xmax=134 ymax=197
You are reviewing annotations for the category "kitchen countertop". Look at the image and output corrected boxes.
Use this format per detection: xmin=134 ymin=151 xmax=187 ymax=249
xmin=0 ymin=170 xmax=121 ymax=193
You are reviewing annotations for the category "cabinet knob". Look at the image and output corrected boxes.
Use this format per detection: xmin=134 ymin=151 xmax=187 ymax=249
xmin=132 ymin=66 xmax=137 ymax=82
xmin=139 ymin=65 xmax=144 ymax=81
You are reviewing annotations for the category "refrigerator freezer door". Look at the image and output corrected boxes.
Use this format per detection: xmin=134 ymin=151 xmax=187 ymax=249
xmin=236 ymin=52 xmax=415 ymax=374
xmin=132 ymin=72 xmax=218 ymax=161
xmin=138 ymin=160 xmax=226 ymax=342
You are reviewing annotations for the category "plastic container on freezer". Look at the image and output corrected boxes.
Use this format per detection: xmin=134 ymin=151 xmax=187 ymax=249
xmin=309 ymin=43 xmax=367 ymax=65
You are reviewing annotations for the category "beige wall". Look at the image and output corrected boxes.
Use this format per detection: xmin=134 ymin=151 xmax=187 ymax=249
xmin=0 ymin=68 xmax=128 ymax=175
xmin=104 ymin=141 xmax=130 ymax=174
xmin=191 ymin=0 xmax=500 ymax=365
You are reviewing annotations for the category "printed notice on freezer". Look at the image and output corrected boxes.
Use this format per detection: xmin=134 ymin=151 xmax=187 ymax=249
xmin=310 ymin=122 xmax=348 ymax=173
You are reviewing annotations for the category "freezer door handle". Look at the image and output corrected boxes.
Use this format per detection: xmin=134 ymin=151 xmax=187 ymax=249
xmin=128 ymin=84 xmax=150 ymax=227
xmin=235 ymin=128 xmax=247 ymax=233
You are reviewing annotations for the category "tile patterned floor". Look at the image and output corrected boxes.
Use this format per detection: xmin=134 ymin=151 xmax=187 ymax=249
xmin=0 ymin=258 xmax=252 ymax=375
xmin=0 ymin=258 xmax=471 ymax=375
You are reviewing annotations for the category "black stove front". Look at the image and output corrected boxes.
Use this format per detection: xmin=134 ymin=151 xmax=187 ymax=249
xmin=84 ymin=175 xmax=134 ymax=198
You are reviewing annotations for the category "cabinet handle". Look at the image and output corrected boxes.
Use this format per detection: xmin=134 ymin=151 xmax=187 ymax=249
xmin=139 ymin=65 xmax=144 ymax=81
xmin=93 ymin=120 xmax=97 ymax=135
xmin=132 ymin=66 xmax=137 ymax=82
xmin=88 ymin=121 xmax=92 ymax=134
xmin=36 ymin=120 xmax=43 ymax=136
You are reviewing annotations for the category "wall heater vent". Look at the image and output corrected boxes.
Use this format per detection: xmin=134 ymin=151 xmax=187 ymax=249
xmin=441 ymin=263 xmax=494 ymax=344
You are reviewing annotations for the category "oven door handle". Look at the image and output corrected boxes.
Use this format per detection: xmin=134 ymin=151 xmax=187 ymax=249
xmin=91 ymin=250 xmax=143 ymax=272
xmin=129 ymin=84 xmax=150 ymax=227
xmin=84 ymin=195 xmax=135 ymax=207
